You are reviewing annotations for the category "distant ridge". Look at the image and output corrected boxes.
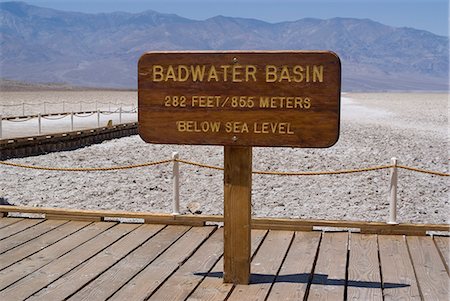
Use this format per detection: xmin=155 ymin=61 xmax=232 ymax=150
xmin=0 ymin=1 xmax=448 ymax=91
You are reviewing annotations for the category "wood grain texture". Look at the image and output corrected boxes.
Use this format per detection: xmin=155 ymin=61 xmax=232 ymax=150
xmin=0 ymin=221 xmax=89 ymax=270
xmin=227 ymin=230 xmax=294 ymax=301
xmin=407 ymin=236 xmax=449 ymax=300
xmin=0 ymin=221 xmax=115 ymax=291
xmin=0 ymin=219 xmax=67 ymax=254
xmin=267 ymin=231 xmax=322 ymax=301
xmin=308 ymin=232 xmax=348 ymax=301
xmin=0 ymin=218 xmax=43 ymax=240
xmin=0 ymin=217 xmax=23 ymax=229
xmin=148 ymin=228 xmax=224 ymax=301
xmin=223 ymin=146 xmax=252 ymax=284
xmin=346 ymin=234 xmax=382 ymax=301
xmin=138 ymin=51 xmax=341 ymax=147
xmin=434 ymin=236 xmax=449 ymax=275
xmin=27 ymin=224 xmax=164 ymax=300
xmin=378 ymin=235 xmax=421 ymax=301
xmin=69 ymin=225 xmax=189 ymax=301
xmin=109 ymin=226 xmax=216 ymax=301
xmin=186 ymin=229 xmax=267 ymax=301
xmin=0 ymin=222 xmax=124 ymax=300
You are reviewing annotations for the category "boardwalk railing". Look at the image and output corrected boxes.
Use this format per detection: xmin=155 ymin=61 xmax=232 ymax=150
xmin=0 ymin=108 xmax=137 ymax=138
xmin=0 ymin=154 xmax=447 ymax=225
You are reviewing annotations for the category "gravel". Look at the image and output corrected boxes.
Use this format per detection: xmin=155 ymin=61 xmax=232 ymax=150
xmin=1 ymin=92 xmax=448 ymax=224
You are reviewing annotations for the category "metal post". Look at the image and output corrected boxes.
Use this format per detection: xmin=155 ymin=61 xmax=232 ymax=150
xmin=0 ymin=114 xmax=2 ymax=139
xmin=109 ymin=102 xmax=111 ymax=112
xmin=63 ymin=101 xmax=65 ymax=113
xmin=119 ymin=106 xmax=122 ymax=124
xmin=22 ymin=102 xmax=25 ymax=116
xmin=172 ymin=152 xmax=180 ymax=215
xmin=95 ymin=100 xmax=98 ymax=111
xmin=388 ymin=157 xmax=398 ymax=224
xmin=71 ymin=112 xmax=74 ymax=131
xmin=38 ymin=113 xmax=42 ymax=135
xmin=97 ymin=109 xmax=100 ymax=127
xmin=44 ymin=102 xmax=47 ymax=114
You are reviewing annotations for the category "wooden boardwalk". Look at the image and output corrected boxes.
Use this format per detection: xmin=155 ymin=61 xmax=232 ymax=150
xmin=0 ymin=217 xmax=448 ymax=301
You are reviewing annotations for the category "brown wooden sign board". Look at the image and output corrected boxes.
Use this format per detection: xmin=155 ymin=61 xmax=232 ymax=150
xmin=138 ymin=51 xmax=341 ymax=147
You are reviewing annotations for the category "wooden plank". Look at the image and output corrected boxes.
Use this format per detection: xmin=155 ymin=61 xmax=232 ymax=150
xmin=1 ymin=205 xmax=448 ymax=233
xmin=0 ymin=217 xmax=23 ymax=229
xmin=0 ymin=219 xmax=67 ymax=254
xmin=0 ymin=221 xmax=116 ymax=292
xmin=224 ymin=145 xmax=252 ymax=284
xmin=227 ymin=230 xmax=294 ymax=301
xmin=0 ymin=221 xmax=90 ymax=270
xmin=187 ymin=229 xmax=267 ymax=301
xmin=407 ymin=236 xmax=449 ymax=300
xmin=148 ymin=228 xmax=224 ymax=300
xmin=45 ymin=213 xmax=103 ymax=222
xmin=434 ymin=236 xmax=449 ymax=275
xmin=346 ymin=234 xmax=382 ymax=300
xmin=378 ymin=235 xmax=421 ymax=301
xmin=308 ymin=232 xmax=348 ymax=301
xmin=69 ymin=225 xmax=190 ymax=301
xmin=0 ymin=218 xmax=43 ymax=240
xmin=266 ymin=231 xmax=322 ymax=301
xmin=0 ymin=223 xmax=138 ymax=300
xmin=27 ymin=224 xmax=165 ymax=300
xmin=109 ymin=226 xmax=216 ymax=301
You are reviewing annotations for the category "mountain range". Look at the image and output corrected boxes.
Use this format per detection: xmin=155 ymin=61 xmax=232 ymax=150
xmin=0 ymin=1 xmax=448 ymax=91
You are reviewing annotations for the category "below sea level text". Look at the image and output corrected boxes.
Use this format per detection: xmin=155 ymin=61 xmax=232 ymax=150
xmin=176 ymin=121 xmax=295 ymax=135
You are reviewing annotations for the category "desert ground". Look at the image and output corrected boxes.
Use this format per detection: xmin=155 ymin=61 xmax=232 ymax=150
xmin=0 ymin=92 xmax=448 ymax=224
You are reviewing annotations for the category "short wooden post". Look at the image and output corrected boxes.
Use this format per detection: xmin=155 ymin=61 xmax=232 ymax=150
xmin=224 ymin=146 xmax=252 ymax=284
xmin=172 ymin=152 xmax=180 ymax=215
xmin=38 ymin=113 xmax=42 ymax=135
xmin=388 ymin=157 xmax=398 ymax=224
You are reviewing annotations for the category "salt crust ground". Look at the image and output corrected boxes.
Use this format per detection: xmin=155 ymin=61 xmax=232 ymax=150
xmin=1 ymin=93 xmax=448 ymax=224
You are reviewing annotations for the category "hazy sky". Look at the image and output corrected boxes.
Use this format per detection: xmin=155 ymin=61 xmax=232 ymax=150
xmin=3 ymin=0 xmax=448 ymax=36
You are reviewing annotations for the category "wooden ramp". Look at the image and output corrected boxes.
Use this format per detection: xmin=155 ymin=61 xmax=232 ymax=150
xmin=0 ymin=217 xmax=448 ymax=301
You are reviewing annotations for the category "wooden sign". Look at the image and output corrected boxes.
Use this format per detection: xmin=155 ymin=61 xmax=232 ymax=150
xmin=138 ymin=51 xmax=341 ymax=147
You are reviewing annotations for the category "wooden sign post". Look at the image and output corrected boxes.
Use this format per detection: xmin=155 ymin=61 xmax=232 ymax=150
xmin=138 ymin=51 xmax=341 ymax=284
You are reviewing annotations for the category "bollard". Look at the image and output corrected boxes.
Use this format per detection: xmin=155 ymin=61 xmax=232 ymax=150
xmin=38 ymin=113 xmax=42 ymax=135
xmin=388 ymin=157 xmax=398 ymax=224
xmin=172 ymin=152 xmax=180 ymax=215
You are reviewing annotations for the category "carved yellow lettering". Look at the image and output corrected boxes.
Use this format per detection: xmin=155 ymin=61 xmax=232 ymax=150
xmin=207 ymin=66 xmax=219 ymax=82
xmin=190 ymin=65 xmax=206 ymax=81
xmin=265 ymin=65 xmax=277 ymax=82
xmin=165 ymin=65 xmax=176 ymax=81
xmin=232 ymin=66 xmax=243 ymax=82
xmin=245 ymin=65 xmax=257 ymax=82
xmin=221 ymin=65 xmax=230 ymax=81
xmin=293 ymin=65 xmax=304 ymax=82
xmin=178 ymin=65 xmax=189 ymax=82
xmin=278 ymin=66 xmax=291 ymax=82
xmin=259 ymin=97 xmax=270 ymax=108
xmin=152 ymin=65 xmax=164 ymax=82
xmin=313 ymin=65 xmax=323 ymax=82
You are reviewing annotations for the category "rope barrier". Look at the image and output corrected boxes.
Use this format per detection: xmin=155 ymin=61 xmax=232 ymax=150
xmin=0 ymin=159 xmax=172 ymax=171
xmin=397 ymin=165 xmax=449 ymax=177
xmin=41 ymin=115 xmax=69 ymax=121
xmin=4 ymin=117 xmax=35 ymax=122
xmin=74 ymin=112 xmax=96 ymax=118
xmin=0 ymin=158 xmax=447 ymax=176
